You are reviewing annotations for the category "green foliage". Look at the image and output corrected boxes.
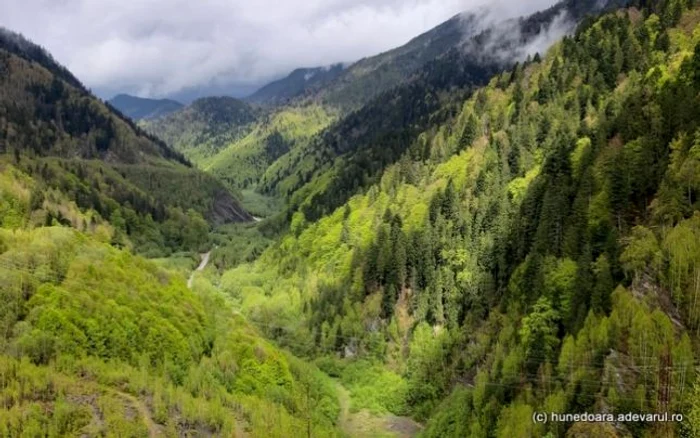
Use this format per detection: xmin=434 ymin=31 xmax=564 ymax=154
xmin=520 ymin=297 xmax=561 ymax=365
xmin=239 ymin=189 xmax=285 ymax=219
xmin=8 ymin=1 xmax=700 ymax=436
xmin=0 ymin=224 xmax=341 ymax=436
xmin=147 ymin=102 xmax=335 ymax=196
xmin=0 ymin=36 xmax=185 ymax=166
xmin=209 ymin=222 xmax=274 ymax=272
xmin=0 ymin=35 xmax=250 ymax=256
xmin=0 ymin=158 xmax=220 ymax=256
xmin=212 ymin=4 xmax=700 ymax=437
xmin=339 ymin=360 xmax=409 ymax=415
xmin=143 ymin=96 xmax=259 ymax=166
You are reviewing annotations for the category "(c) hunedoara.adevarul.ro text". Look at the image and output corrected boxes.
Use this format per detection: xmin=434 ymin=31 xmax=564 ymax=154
xmin=532 ymin=412 xmax=684 ymax=424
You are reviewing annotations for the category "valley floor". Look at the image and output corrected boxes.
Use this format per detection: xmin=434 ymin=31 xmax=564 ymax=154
xmin=335 ymin=382 xmax=423 ymax=438
xmin=186 ymin=252 xmax=422 ymax=437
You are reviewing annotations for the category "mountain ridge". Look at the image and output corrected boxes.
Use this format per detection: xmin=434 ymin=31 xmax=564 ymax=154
xmin=247 ymin=64 xmax=346 ymax=105
xmin=108 ymin=93 xmax=184 ymax=120
xmin=0 ymin=30 xmax=253 ymax=254
xmin=246 ymin=0 xmax=628 ymax=114
xmin=6 ymin=1 xmax=700 ymax=437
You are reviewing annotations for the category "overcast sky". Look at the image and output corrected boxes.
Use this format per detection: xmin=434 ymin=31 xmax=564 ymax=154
xmin=1 ymin=0 xmax=556 ymax=101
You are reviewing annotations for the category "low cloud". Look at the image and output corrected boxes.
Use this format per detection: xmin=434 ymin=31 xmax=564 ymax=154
xmin=466 ymin=9 xmax=574 ymax=64
xmin=516 ymin=11 xmax=574 ymax=60
xmin=0 ymin=0 xmax=556 ymax=100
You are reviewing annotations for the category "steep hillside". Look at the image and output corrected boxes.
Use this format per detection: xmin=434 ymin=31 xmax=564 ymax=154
xmin=201 ymin=104 xmax=335 ymax=192
xmin=220 ymin=2 xmax=700 ymax=437
xmin=0 ymin=170 xmax=341 ymax=437
xmin=0 ymin=31 xmax=182 ymax=165
xmin=244 ymin=13 xmax=478 ymax=113
xmin=108 ymin=94 xmax=184 ymax=120
xmin=249 ymin=0 xmax=628 ymax=114
xmin=316 ymin=12 xmax=482 ymax=112
xmin=262 ymin=0 xmax=600 ymax=222
xmin=145 ymin=98 xmax=335 ymax=200
xmin=143 ymin=96 xmax=259 ymax=166
xmin=247 ymin=64 xmax=345 ymax=106
xmin=0 ymin=30 xmax=252 ymax=255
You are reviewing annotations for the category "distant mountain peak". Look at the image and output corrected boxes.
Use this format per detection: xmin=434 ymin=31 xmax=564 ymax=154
xmin=246 ymin=64 xmax=346 ymax=105
xmin=0 ymin=31 xmax=251 ymax=224
xmin=187 ymin=95 xmax=257 ymax=123
xmin=108 ymin=94 xmax=184 ymax=121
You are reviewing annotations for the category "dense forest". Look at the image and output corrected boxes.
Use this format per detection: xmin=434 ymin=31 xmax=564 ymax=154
xmin=147 ymin=0 xmax=605 ymax=222
xmin=0 ymin=31 xmax=341 ymax=437
xmin=269 ymin=0 xmax=631 ymax=224
xmin=4 ymin=0 xmax=700 ymax=436
xmin=0 ymin=193 xmax=341 ymax=436
xmin=219 ymin=1 xmax=700 ymax=436
xmin=0 ymin=30 xmax=252 ymax=257
xmin=143 ymin=97 xmax=260 ymax=167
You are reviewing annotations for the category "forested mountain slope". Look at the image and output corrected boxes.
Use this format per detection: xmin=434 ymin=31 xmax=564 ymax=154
xmin=245 ymin=12 xmax=475 ymax=111
xmin=144 ymin=99 xmax=334 ymax=194
xmin=0 ymin=168 xmax=341 ymax=436
xmin=247 ymin=64 xmax=346 ymax=106
xmin=0 ymin=30 xmax=341 ymax=437
xmin=143 ymin=96 xmax=259 ymax=165
xmin=221 ymin=2 xmax=700 ymax=436
xmin=0 ymin=30 xmax=252 ymax=256
xmin=264 ymin=0 xmax=628 ymax=224
xmin=248 ymin=0 xmax=628 ymax=113
xmin=108 ymin=94 xmax=184 ymax=121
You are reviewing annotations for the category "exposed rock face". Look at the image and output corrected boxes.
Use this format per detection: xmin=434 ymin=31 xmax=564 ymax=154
xmin=210 ymin=190 xmax=253 ymax=224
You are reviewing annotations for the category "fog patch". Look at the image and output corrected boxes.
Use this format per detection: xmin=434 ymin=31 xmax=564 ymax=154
xmin=461 ymin=8 xmax=573 ymax=65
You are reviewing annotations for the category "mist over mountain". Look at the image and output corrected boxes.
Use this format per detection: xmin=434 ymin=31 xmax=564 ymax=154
xmin=2 ymin=0 xmax=560 ymax=101
xmin=245 ymin=0 xmax=627 ymax=112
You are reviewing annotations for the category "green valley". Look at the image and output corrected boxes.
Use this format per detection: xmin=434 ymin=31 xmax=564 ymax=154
xmin=0 ymin=205 xmax=340 ymax=436
xmin=4 ymin=0 xmax=700 ymax=437
xmin=144 ymin=100 xmax=335 ymax=216
xmin=206 ymin=1 xmax=700 ymax=437
xmin=0 ymin=28 xmax=341 ymax=437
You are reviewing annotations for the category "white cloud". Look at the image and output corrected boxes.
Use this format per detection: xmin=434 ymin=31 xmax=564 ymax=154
xmin=466 ymin=8 xmax=573 ymax=64
xmin=0 ymin=0 xmax=557 ymax=99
